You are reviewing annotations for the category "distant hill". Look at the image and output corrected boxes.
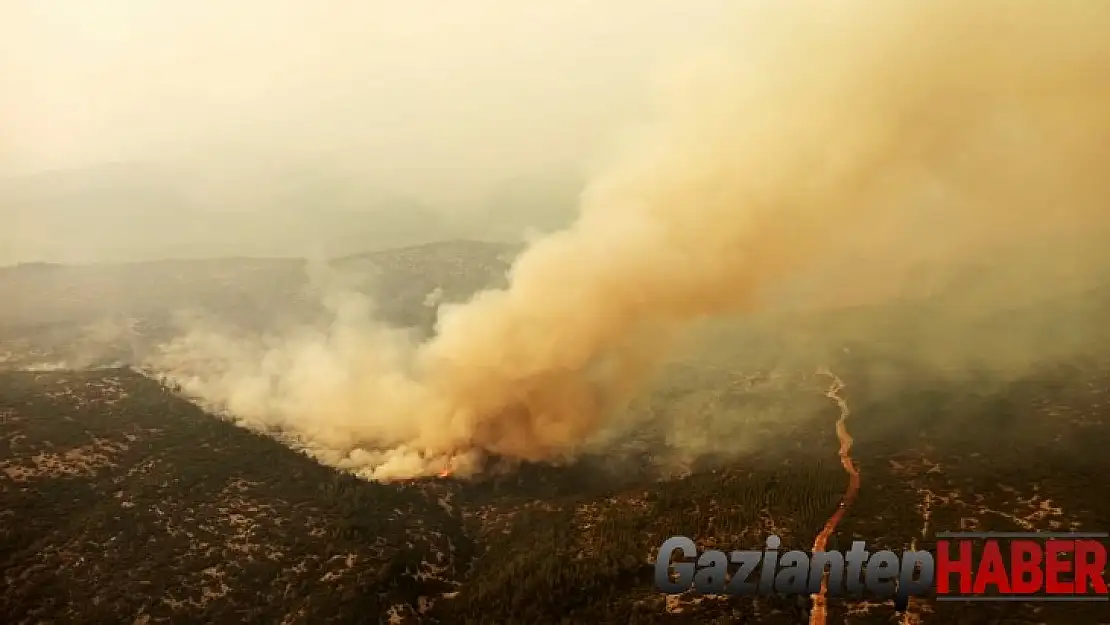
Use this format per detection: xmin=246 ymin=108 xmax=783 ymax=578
xmin=0 ymin=240 xmax=520 ymax=368
xmin=0 ymin=163 xmax=453 ymax=265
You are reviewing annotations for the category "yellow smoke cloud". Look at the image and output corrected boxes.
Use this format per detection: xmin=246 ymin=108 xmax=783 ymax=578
xmin=152 ymin=0 xmax=1110 ymax=479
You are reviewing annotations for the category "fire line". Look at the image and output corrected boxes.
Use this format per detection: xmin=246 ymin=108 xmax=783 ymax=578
xmin=810 ymin=367 xmax=860 ymax=625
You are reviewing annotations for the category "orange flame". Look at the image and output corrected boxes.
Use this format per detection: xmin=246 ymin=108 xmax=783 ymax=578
xmin=438 ymin=468 xmax=452 ymax=478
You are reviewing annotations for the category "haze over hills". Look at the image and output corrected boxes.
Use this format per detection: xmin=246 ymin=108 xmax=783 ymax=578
xmin=0 ymin=163 xmax=579 ymax=265
xmin=0 ymin=240 xmax=522 ymax=370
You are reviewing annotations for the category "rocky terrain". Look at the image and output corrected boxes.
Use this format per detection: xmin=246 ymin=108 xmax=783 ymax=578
xmin=2 ymin=240 xmax=1108 ymax=624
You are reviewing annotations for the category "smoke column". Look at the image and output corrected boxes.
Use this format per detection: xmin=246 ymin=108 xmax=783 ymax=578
xmin=152 ymin=0 xmax=1110 ymax=480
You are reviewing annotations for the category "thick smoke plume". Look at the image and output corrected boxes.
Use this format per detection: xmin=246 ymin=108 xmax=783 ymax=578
xmin=151 ymin=1 xmax=1110 ymax=480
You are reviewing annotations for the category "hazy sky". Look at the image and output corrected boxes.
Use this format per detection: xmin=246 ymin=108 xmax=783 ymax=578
xmin=2 ymin=0 xmax=729 ymax=205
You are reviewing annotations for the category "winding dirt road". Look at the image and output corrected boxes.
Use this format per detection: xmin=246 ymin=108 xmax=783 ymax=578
xmin=810 ymin=367 xmax=860 ymax=625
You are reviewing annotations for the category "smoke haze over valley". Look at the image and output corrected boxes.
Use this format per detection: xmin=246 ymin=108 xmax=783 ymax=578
xmin=4 ymin=1 xmax=1110 ymax=480
xmin=77 ymin=1 xmax=1110 ymax=480
xmin=5 ymin=4 xmax=1110 ymax=623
